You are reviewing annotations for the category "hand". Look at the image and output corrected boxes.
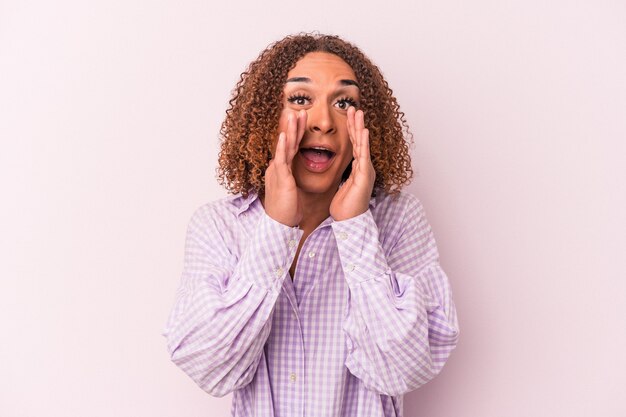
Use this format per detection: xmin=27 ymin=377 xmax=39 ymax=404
xmin=330 ymin=106 xmax=376 ymax=221
xmin=264 ymin=110 xmax=307 ymax=226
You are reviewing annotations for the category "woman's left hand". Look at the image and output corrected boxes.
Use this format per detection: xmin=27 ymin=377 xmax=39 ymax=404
xmin=330 ymin=106 xmax=376 ymax=221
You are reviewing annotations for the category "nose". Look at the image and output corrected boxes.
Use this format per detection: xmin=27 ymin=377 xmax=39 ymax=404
xmin=307 ymin=102 xmax=335 ymax=135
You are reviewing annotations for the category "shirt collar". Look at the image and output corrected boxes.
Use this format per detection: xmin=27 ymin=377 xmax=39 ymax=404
xmin=235 ymin=191 xmax=260 ymax=217
xmin=235 ymin=189 xmax=378 ymax=218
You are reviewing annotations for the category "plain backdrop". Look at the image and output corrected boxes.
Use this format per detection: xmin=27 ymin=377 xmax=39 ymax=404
xmin=1 ymin=0 xmax=625 ymax=416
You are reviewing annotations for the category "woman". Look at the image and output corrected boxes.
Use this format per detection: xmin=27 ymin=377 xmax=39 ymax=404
xmin=162 ymin=33 xmax=459 ymax=417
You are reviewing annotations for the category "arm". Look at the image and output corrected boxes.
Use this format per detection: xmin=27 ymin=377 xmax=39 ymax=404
xmin=163 ymin=109 xmax=307 ymax=396
xmin=332 ymin=195 xmax=460 ymax=396
xmin=161 ymin=204 xmax=303 ymax=397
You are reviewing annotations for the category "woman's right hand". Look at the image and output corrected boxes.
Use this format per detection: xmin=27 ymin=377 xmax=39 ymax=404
xmin=264 ymin=110 xmax=307 ymax=227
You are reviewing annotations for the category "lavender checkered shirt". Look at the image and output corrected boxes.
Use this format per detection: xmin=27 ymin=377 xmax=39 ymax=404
xmin=162 ymin=190 xmax=459 ymax=416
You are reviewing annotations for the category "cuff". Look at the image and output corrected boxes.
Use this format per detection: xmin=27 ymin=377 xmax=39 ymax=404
xmin=331 ymin=210 xmax=389 ymax=285
xmin=236 ymin=211 xmax=304 ymax=291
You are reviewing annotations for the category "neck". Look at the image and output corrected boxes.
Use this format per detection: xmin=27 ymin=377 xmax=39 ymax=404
xmin=297 ymin=188 xmax=335 ymax=232
xmin=257 ymin=185 xmax=339 ymax=233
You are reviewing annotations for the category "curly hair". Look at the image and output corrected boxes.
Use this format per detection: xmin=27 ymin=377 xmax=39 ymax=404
xmin=217 ymin=33 xmax=413 ymax=197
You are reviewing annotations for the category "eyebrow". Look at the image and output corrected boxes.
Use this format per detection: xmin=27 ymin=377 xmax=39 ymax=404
xmin=285 ymin=77 xmax=360 ymax=88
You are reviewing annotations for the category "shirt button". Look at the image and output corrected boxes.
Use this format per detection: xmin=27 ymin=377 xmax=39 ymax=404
xmin=308 ymin=251 xmax=315 ymax=258
xmin=275 ymin=267 xmax=284 ymax=277
xmin=289 ymin=372 xmax=297 ymax=383
xmin=288 ymin=239 xmax=297 ymax=248
xmin=338 ymin=232 xmax=348 ymax=241
xmin=346 ymin=264 xmax=355 ymax=272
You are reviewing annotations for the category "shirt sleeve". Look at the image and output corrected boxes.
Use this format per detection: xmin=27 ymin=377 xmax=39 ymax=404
xmin=161 ymin=204 xmax=303 ymax=397
xmin=331 ymin=195 xmax=460 ymax=396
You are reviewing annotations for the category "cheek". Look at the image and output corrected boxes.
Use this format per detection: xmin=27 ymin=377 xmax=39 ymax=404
xmin=341 ymin=130 xmax=353 ymax=158
xmin=339 ymin=142 xmax=354 ymax=169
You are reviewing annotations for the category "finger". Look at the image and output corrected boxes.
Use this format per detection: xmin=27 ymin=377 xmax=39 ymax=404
xmin=346 ymin=105 xmax=353 ymax=131
xmin=360 ymin=128 xmax=371 ymax=162
xmin=355 ymin=110 xmax=364 ymax=155
xmin=347 ymin=106 xmax=356 ymax=143
xmin=295 ymin=109 xmax=307 ymax=152
xmin=274 ymin=132 xmax=286 ymax=165
xmin=347 ymin=107 xmax=358 ymax=158
xmin=286 ymin=112 xmax=299 ymax=162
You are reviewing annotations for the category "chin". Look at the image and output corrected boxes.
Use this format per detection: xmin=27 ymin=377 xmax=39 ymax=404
xmin=294 ymin=175 xmax=339 ymax=196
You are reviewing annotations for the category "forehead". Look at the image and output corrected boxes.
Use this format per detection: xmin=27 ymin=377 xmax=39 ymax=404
xmin=287 ymin=52 xmax=356 ymax=80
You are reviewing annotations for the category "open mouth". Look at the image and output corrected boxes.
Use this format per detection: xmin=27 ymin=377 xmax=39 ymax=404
xmin=299 ymin=147 xmax=336 ymax=163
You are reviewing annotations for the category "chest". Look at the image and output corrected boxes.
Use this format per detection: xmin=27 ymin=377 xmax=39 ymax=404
xmin=235 ymin=215 xmax=344 ymax=307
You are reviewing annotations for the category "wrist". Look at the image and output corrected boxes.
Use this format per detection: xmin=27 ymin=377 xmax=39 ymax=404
xmin=331 ymin=205 xmax=368 ymax=222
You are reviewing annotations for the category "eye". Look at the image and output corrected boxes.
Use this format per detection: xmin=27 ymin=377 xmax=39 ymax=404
xmin=335 ymin=96 xmax=358 ymax=110
xmin=287 ymin=94 xmax=312 ymax=106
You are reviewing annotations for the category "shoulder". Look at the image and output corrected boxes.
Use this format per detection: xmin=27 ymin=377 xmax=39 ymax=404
xmin=370 ymin=190 xmax=438 ymax=260
xmin=187 ymin=193 xmax=255 ymax=233
xmin=370 ymin=189 xmax=426 ymax=222
xmin=369 ymin=189 xmax=433 ymax=244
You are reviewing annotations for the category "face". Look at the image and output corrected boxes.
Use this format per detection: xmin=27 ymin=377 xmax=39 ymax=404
xmin=276 ymin=52 xmax=360 ymax=196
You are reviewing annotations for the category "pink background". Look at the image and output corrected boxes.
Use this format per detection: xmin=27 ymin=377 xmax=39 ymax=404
xmin=1 ymin=1 xmax=625 ymax=416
